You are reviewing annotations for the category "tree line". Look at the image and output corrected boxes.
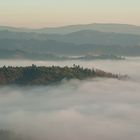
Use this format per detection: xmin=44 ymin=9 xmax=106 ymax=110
xmin=0 ymin=64 xmax=121 ymax=85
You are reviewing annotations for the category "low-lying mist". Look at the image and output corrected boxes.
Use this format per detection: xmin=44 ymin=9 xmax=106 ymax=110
xmin=0 ymin=57 xmax=140 ymax=140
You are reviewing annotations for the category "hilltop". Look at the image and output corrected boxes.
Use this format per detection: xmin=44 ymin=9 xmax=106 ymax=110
xmin=1 ymin=23 xmax=140 ymax=35
xmin=0 ymin=65 xmax=123 ymax=85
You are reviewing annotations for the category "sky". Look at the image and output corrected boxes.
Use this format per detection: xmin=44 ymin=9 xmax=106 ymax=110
xmin=0 ymin=0 xmax=140 ymax=28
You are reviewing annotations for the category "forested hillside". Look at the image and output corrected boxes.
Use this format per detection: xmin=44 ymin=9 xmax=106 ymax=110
xmin=0 ymin=65 xmax=121 ymax=85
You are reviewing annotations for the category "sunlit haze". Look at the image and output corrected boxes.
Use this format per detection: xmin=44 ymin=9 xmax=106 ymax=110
xmin=0 ymin=0 xmax=140 ymax=28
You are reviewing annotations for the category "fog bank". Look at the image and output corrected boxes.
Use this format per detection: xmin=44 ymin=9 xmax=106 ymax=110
xmin=0 ymin=58 xmax=140 ymax=140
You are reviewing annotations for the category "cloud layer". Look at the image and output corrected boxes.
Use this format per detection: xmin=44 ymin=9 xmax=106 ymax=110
xmin=0 ymin=58 xmax=140 ymax=140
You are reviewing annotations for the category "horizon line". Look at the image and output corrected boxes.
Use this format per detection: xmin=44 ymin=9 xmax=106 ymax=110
xmin=0 ymin=22 xmax=139 ymax=29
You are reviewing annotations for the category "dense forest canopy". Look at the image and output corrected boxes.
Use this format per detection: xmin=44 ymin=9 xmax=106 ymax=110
xmin=0 ymin=65 xmax=121 ymax=85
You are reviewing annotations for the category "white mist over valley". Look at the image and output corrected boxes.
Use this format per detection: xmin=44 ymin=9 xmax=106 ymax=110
xmin=0 ymin=58 xmax=140 ymax=140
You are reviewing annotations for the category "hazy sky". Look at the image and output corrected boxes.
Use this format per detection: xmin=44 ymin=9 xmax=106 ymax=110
xmin=0 ymin=0 xmax=140 ymax=28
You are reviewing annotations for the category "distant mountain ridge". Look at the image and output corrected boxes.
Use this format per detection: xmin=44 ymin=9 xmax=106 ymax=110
xmin=0 ymin=23 xmax=140 ymax=57
xmin=39 ymin=23 xmax=140 ymax=35
xmin=1 ymin=23 xmax=140 ymax=35
xmin=0 ymin=39 xmax=140 ymax=56
xmin=0 ymin=29 xmax=140 ymax=46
